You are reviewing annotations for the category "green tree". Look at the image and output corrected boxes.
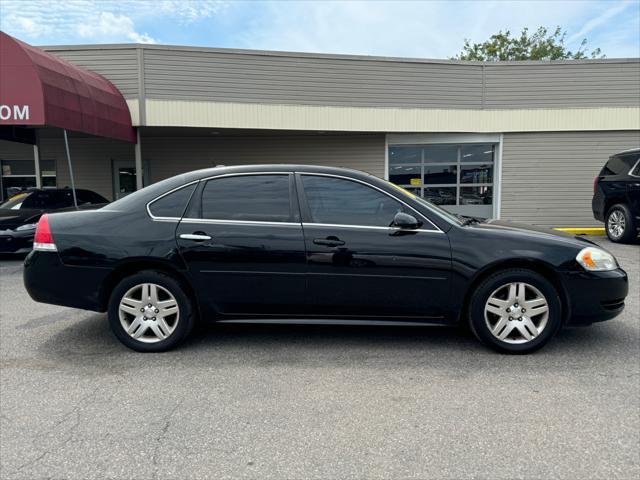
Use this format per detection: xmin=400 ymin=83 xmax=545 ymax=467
xmin=454 ymin=26 xmax=604 ymax=61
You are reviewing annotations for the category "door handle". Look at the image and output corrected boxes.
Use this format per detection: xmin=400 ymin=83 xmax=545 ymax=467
xmin=313 ymin=236 xmax=345 ymax=247
xmin=180 ymin=233 xmax=212 ymax=241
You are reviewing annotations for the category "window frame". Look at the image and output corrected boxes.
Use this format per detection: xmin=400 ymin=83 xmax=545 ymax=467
xmin=296 ymin=172 xmax=441 ymax=232
xmin=146 ymin=180 xmax=200 ymax=221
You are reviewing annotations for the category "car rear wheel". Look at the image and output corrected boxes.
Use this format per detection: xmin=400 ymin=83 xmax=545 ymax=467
xmin=468 ymin=269 xmax=562 ymax=354
xmin=108 ymin=270 xmax=194 ymax=352
xmin=606 ymin=204 xmax=637 ymax=243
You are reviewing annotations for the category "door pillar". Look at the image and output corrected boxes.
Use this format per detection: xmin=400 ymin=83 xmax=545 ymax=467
xmin=33 ymin=131 xmax=42 ymax=188
xmin=134 ymin=129 xmax=143 ymax=190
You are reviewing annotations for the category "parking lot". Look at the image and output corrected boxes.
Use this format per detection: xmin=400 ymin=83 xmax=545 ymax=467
xmin=0 ymin=236 xmax=638 ymax=479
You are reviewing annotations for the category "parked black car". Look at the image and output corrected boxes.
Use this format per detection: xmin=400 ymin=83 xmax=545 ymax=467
xmin=0 ymin=188 xmax=108 ymax=253
xmin=593 ymin=148 xmax=640 ymax=243
xmin=24 ymin=166 xmax=628 ymax=354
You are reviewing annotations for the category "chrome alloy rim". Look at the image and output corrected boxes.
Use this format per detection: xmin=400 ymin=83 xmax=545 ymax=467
xmin=607 ymin=211 xmax=625 ymax=239
xmin=484 ymin=282 xmax=549 ymax=344
xmin=119 ymin=283 xmax=179 ymax=343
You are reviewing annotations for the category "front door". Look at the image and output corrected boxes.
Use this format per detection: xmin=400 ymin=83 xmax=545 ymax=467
xmin=297 ymin=174 xmax=452 ymax=320
xmin=176 ymin=173 xmax=307 ymax=316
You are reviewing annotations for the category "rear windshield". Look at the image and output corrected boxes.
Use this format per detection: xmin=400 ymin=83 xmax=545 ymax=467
xmin=601 ymin=154 xmax=639 ymax=176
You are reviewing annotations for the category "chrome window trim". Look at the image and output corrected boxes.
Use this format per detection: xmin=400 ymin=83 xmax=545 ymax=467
xmin=199 ymin=171 xmax=292 ymax=182
xmin=302 ymin=222 xmax=444 ymax=234
xmin=181 ymin=218 xmax=302 ymax=227
xmin=629 ymin=158 xmax=640 ymax=178
xmin=299 ymin=172 xmax=443 ymax=233
xmin=146 ymin=180 xmax=200 ymax=221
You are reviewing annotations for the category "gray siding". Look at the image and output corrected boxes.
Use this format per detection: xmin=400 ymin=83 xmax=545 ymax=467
xmin=42 ymin=44 xmax=640 ymax=111
xmin=501 ymin=131 xmax=640 ymax=227
xmin=484 ymin=62 xmax=640 ymax=109
xmin=143 ymin=134 xmax=386 ymax=182
xmin=42 ymin=47 xmax=140 ymax=98
xmin=142 ymin=50 xmax=483 ymax=108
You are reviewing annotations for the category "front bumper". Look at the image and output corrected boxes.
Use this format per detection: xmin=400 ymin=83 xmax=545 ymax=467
xmin=562 ymin=268 xmax=628 ymax=325
xmin=0 ymin=229 xmax=34 ymax=254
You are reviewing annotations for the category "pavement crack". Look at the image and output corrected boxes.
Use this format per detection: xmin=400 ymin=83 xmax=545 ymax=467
xmin=9 ymin=384 xmax=101 ymax=475
xmin=151 ymin=401 xmax=182 ymax=480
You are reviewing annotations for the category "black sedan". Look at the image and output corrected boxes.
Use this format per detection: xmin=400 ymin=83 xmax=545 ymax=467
xmin=0 ymin=188 xmax=108 ymax=253
xmin=23 ymin=165 xmax=628 ymax=354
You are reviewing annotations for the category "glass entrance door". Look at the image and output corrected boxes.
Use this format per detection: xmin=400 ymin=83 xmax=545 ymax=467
xmin=112 ymin=160 xmax=149 ymax=199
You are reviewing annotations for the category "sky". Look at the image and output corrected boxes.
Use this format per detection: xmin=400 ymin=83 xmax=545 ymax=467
xmin=0 ymin=0 xmax=638 ymax=59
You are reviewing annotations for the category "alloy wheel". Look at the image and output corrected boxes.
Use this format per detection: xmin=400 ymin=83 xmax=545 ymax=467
xmin=118 ymin=283 xmax=180 ymax=343
xmin=484 ymin=282 xmax=549 ymax=344
xmin=607 ymin=210 xmax=625 ymax=239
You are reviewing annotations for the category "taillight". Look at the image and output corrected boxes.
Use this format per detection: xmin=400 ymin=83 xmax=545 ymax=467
xmin=593 ymin=176 xmax=599 ymax=194
xmin=33 ymin=214 xmax=57 ymax=251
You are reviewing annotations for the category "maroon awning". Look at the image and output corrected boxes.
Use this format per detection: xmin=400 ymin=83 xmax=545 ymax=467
xmin=0 ymin=31 xmax=136 ymax=143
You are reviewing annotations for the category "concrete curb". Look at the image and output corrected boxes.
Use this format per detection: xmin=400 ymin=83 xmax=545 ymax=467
xmin=553 ymin=227 xmax=606 ymax=235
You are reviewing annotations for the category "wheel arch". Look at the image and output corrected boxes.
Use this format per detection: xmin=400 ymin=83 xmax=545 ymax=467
xmin=99 ymin=258 xmax=200 ymax=319
xmin=459 ymin=258 xmax=571 ymax=326
xmin=604 ymin=198 xmax=628 ymax=218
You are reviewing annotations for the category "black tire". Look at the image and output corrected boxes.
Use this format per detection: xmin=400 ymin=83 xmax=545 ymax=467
xmin=468 ymin=269 xmax=562 ymax=354
xmin=606 ymin=204 xmax=637 ymax=243
xmin=108 ymin=270 xmax=195 ymax=352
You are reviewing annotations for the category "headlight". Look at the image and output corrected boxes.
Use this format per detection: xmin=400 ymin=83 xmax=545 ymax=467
xmin=576 ymin=247 xmax=618 ymax=272
xmin=15 ymin=223 xmax=37 ymax=232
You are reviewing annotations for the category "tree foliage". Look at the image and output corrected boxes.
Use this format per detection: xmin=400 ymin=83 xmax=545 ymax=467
xmin=454 ymin=26 xmax=604 ymax=61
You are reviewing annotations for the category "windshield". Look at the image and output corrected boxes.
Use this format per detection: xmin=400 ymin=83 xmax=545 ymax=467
xmin=0 ymin=192 xmax=31 ymax=210
xmin=384 ymin=180 xmax=463 ymax=226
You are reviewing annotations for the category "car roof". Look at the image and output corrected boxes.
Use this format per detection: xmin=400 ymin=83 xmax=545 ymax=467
xmin=612 ymin=148 xmax=640 ymax=156
xmin=180 ymin=164 xmax=377 ymax=182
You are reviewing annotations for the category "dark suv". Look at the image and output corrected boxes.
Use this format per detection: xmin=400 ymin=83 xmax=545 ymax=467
xmin=592 ymin=148 xmax=640 ymax=243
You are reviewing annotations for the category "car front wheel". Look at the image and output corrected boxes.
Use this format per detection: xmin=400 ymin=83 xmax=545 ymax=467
xmin=606 ymin=204 xmax=637 ymax=243
xmin=108 ymin=270 xmax=194 ymax=352
xmin=468 ymin=269 xmax=562 ymax=354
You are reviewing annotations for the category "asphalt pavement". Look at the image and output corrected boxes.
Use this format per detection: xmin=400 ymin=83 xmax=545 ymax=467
xmin=0 ymin=236 xmax=638 ymax=480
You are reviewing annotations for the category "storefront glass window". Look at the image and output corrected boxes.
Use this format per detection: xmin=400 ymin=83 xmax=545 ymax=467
xmin=388 ymin=143 xmax=496 ymax=218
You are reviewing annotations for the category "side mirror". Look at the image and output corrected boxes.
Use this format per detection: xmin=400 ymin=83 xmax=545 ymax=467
xmin=392 ymin=212 xmax=421 ymax=229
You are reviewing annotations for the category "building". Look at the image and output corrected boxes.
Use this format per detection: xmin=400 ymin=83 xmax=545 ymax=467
xmin=1 ymin=31 xmax=639 ymax=226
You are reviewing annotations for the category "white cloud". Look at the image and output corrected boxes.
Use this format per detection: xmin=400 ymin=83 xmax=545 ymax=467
xmin=0 ymin=0 xmax=226 ymax=44
xmin=76 ymin=11 xmax=157 ymax=44
xmin=567 ymin=1 xmax=633 ymax=43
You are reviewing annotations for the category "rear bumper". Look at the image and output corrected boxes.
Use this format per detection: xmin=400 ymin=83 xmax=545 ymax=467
xmin=23 ymin=250 xmax=109 ymax=312
xmin=562 ymin=268 xmax=628 ymax=325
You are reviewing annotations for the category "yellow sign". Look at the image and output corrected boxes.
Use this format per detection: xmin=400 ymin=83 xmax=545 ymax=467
xmin=410 ymin=178 xmax=421 ymax=186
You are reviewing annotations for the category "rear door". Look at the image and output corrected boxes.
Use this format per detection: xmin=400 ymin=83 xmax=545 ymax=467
xmin=297 ymin=173 xmax=452 ymax=320
xmin=176 ymin=173 xmax=307 ymax=316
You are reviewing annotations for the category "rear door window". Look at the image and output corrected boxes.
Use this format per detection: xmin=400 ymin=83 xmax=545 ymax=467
xmin=200 ymin=174 xmax=294 ymax=222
